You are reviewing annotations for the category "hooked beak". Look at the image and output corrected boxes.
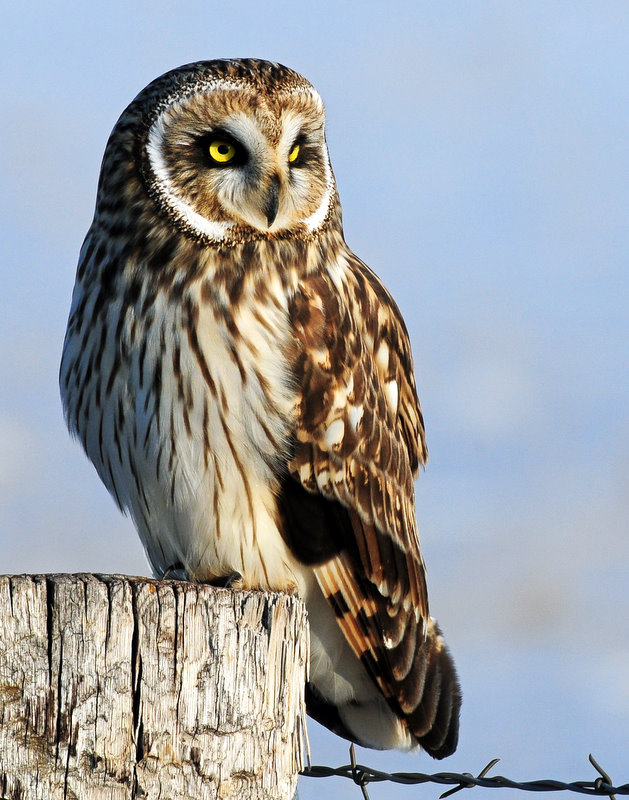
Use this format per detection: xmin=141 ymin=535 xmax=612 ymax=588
xmin=264 ymin=174 xmax=280 ymax=228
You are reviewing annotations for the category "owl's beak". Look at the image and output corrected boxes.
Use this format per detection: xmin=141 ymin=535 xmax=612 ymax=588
xmin=264 ymin=174 xmax=280 ymax=227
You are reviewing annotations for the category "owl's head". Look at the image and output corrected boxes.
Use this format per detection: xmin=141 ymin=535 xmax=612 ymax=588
xmin=101 ymin=59 xmax=337 ymax=246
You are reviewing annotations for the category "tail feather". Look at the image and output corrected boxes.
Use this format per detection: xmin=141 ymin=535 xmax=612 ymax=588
xmin=409 ymin=620 xmax=461 ymax=758
xmin=307 ymin=580 xmax=460 ymax=757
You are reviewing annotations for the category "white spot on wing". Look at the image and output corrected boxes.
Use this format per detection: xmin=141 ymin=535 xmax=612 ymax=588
xmin=376 ymin=341 xmax=389 ymax=372
xmin=323 ymin=418 xmax=344 ymax=449
xmin=348 ymin=404 xmax=364 ymax=431
xmin=385 ymin=380 xmax=399 ymax=416
xmin=315 ymin=469 xmax=330 ymax=491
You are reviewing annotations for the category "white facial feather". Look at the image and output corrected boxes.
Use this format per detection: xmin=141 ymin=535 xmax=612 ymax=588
xmin=146 ymin=80 xmax=333 ymax=239
xmin=146 ymin=117 xmax=235 ymax=242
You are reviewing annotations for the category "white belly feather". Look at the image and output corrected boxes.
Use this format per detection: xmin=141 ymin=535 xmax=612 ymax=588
xmin=150 ymin=286 xmax=301 ymax=589
xmin=73 ymin=269 xmax=304 ymax=593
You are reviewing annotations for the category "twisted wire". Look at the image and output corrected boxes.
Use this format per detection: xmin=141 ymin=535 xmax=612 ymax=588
xmin=301 ymin=749 xmax=627 ymax=799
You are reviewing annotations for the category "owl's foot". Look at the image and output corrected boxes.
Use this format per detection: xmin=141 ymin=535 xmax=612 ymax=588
xmin=207 ymin=571 xmax=243 ymax=589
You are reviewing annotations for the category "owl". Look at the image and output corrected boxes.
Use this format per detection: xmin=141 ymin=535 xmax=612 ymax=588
xmin=60 ymin=59 xmax=461 ymax=757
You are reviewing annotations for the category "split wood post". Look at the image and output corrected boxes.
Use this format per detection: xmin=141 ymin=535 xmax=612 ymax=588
xmin=0 ymin=574 xmax=309 ymax=800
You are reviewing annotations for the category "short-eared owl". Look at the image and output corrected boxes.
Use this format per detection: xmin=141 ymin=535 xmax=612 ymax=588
xmin=60 ymin=59 xmax=461 ymax=757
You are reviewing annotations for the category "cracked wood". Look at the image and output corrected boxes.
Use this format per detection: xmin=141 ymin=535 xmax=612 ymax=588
xmin=0 ymin=574 xmax=308 ymax=800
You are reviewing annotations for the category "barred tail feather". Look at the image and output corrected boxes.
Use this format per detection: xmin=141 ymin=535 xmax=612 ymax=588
xmin=409 ymin=619 xmax=461 ymax=759
xmin=307 ymin=576 xmax=460 ymax=757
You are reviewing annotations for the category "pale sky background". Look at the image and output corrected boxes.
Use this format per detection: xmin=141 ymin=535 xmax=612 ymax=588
xmin=1 ymin=2 xmax=628 ymax=798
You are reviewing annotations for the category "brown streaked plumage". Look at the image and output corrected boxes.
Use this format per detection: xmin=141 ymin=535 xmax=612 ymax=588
xmin=60 ymin=58 xmax=461 ymax=757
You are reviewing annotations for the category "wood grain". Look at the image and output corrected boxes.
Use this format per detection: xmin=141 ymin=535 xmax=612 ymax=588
xmin=0 ymin=574 xmax=308 ymax=800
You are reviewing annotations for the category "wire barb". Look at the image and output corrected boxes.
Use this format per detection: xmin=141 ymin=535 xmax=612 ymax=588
xmin=301 ymin=751 xmax=629 ymax=797
xmin=440 ymin=758 xmax=501 ymax=799
xmin=589 ymin=754 xmax=618 ymax=800
xmin=349 ymin=744 xmax=372 ymax=800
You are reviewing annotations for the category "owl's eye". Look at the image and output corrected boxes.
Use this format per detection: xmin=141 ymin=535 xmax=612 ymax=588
xmin=288 ymin=143 xmax=300 ymax=164
xmin=209 ymin=140 xmax=237 ymax=164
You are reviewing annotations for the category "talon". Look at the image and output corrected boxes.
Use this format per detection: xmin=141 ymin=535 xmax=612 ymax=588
xmin=225 ymin=571 xmax=243 ymax=588
xmin=208 ymin=571 xmax=243 ymax=589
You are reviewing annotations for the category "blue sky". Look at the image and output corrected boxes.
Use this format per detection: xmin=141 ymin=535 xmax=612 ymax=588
xmin=1 ymin=2 xmax=628 ymax=797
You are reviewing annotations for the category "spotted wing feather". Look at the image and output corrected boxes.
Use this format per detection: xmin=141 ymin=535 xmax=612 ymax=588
xmin=286 ymin=256 xmax=460 ymax=757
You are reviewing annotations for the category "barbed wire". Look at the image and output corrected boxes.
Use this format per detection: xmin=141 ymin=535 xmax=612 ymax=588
xmin=301 ymin=748 xmax=628 ymax=800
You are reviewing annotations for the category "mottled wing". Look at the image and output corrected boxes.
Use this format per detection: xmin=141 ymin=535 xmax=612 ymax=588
xmin=284 ymin=256 xmax=459 ymax=756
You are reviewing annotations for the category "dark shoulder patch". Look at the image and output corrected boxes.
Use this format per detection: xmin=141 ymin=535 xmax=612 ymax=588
xmin=277 ymin=476 xmax=354 ymax=565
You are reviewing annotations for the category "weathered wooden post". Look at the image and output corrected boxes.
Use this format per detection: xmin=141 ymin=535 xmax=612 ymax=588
xmin=0 ymin=574 xmax=309 ymax=800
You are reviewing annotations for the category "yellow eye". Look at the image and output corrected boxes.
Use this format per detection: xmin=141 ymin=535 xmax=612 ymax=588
xmin=288 ymin=143 xmax=300 ymax=163
xmin=209 ymin=140 xmax=237 ymax=163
